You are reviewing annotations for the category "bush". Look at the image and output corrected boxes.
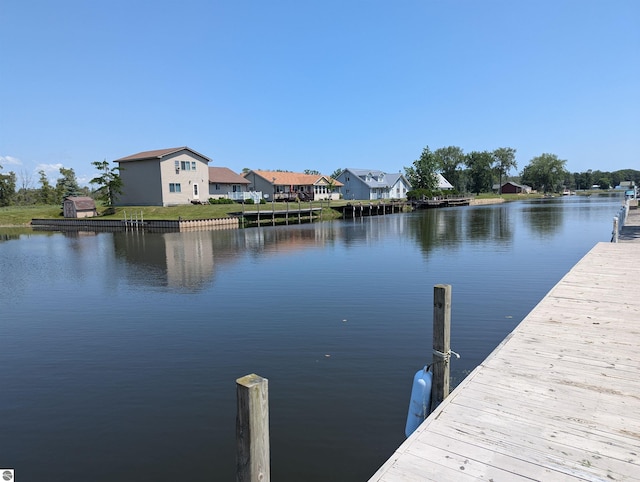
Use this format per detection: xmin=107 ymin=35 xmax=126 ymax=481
xmin=208 ymin=198 xmax=234 ymax=204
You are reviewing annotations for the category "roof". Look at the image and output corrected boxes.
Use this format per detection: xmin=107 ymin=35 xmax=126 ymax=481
xmin=208 ymin=167 xmax=250 ymax=184
xmin=246 ymin=170 xmax=343 ymax=187
xmin=436 ymin=173 xmax=453 ymax=189
xmin=114 ymin=147 xmax=213 ymax=163
xmin=502 ymin=181 xmax=531 ymax=189
xmin=64 ymin=196 xmax=96 ymax=210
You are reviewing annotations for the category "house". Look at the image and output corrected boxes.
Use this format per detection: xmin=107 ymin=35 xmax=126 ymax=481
xmin=114 ymin=147 xmax=212 ymax=206
xmin=436 ymin=173 xmax=454 ymax=190
xmin=243 ymin=170 xmax=343 ymax=201
xmin=335 ymin=168 xmax=413 ymax=200
xmin=500 ymin=181 xmax=532 ymax=194
xmin=63 ymin=196 xmax=97 ymax=218
xmin=208 ymin=167 xmax=251 ymax=201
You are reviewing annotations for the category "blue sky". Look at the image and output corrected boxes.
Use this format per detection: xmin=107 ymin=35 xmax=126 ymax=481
xmin=1 ymin=0 xmax=638 ymax=186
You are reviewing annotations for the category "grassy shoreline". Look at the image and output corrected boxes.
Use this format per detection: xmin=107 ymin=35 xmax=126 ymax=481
xmin=0 ymin=193 xmax=574 ymax=227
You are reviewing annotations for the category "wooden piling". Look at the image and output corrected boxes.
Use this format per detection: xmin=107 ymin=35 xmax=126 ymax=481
xmin=236 ymin=374 xmax=270 ymax=482
xmin=431 ymin=284 xmax=451 ymax=413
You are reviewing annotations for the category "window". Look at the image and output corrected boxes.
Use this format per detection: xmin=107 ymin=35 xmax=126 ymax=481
xmin=191 ymin=161 xmax=196 ymax=170
xmin=175 ymin=160 xmax=180 ymax=170
xmin=169 ymin=183 xmax=181 ymax=193
xmin=180 ymin=161 xmax=191 ymax=171
xmin=193 ymin=184 xmax=199 ymax=196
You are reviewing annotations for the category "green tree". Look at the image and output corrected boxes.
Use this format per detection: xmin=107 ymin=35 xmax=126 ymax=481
xmin=90 ymin=160 xmax=123 ymax=206
xmin=405 ymin=146 xmax=438 ymax=191
xmin=520 ymin=154 xmax=568 ymax=193
xmin=38 ymin=170 xmax=56 ymax=204
xmin=304 ymin=169 xmax=320 ymax=175
xmin=330 ymin=168 xmax=343 ymax=180
xmin=0 ymin=164 xmax=17 ymax=207
xmin=492 ymin=147 xmax=517 ymax=194
xmin=465 ymin=151 xmax=494 ymax=194
xmin=55 ymin=167 xmax=81 ymax=203
xmin=596 ymin=177 xmax=611 ymax=190
xmin=434 ymin=146 xmax=465 ymax=192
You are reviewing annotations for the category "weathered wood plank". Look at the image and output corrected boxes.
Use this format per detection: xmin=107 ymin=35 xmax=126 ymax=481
xmin=369 ymin=243 xmax=640 ymax=481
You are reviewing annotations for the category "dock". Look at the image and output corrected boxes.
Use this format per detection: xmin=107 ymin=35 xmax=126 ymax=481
xmin=370 ymin=237 xmax=640 ymax=480
xmin=411 ymin=196 xmax=472 ymax=209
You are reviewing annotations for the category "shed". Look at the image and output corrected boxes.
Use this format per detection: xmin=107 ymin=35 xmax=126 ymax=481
xmin=500 ymin=181 xmax=531 ymax=194
xmin=63 ymin=196 xmax=98 ymax=218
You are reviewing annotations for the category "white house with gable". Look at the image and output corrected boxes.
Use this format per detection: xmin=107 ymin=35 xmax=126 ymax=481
xmin=336 ymin=168 xmax=412 ymax=200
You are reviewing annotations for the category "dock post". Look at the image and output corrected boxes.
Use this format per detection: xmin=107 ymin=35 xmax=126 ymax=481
xmin=236 ymin=373 xmax=270 ymax=482
xmin=431 ymin=284 xmax=452 ymax=413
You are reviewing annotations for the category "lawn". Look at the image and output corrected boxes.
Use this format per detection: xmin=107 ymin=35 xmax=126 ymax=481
xmin=0 ymin=200 xmax=368 ymax=226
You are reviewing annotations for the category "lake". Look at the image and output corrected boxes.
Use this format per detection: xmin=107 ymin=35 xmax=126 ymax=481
xmin=0 ymin=195 xmax=622 ymax=481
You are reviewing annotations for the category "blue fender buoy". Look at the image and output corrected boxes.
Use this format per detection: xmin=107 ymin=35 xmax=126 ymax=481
xmin=405 ymin=367 xmax=433 ymax=437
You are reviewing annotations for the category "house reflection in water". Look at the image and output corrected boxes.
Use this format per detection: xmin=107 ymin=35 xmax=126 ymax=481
xmin=111 ymin=217 xmax=415 ymax=291
xmin=113 ymin=230 xmax=237 ymax=292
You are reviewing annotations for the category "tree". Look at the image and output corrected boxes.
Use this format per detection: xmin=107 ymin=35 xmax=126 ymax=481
xmin=55 ymin=167 xmax=81 ymax=203
xmin=0 ymin=164 xmax=17 ymax=207
xmin=596 ymin=177 xmax=611 ymax=190
xmin=520 ymin=154 xmax=568 ymax=193
xmin=492 ymin=147 xmax=517 ymax=195
xmin=465 ymin=151 xmax=494 ymax=194
xmin=38 ymin=170 xmax=56 ymax=204
xmin=330 ymin=168 xmax=343 ymax=180
xmin=434 ymin=146 xmax=465 ymax=192
xmin=304 ymin=169 xmax=320 ymax=175
xmin=90 ymin=160 xmax=123 ymax=206
xmin=405 ymin=146 xmax=439 ymax=191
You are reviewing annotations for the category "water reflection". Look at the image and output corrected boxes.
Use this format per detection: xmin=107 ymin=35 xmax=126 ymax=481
xmin=409 ymin=205 xmax=514 ymax=256
xmin=0 ymin=195 xmax=625 ymax=482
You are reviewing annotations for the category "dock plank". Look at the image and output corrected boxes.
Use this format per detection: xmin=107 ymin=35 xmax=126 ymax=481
xmin=369 ymin=242 xmax=640 ymax=481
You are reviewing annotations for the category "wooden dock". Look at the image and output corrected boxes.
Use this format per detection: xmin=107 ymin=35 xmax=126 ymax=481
xmin=229 ymin=205 xmax=323 ymax=226
xmin=411 ymin=196 xmax=472 ymax=209
xmin=369 ymin=241 xmax=640 ymax=481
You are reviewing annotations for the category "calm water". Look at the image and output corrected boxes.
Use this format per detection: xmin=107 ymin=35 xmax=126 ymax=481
xmin=0 ymin=195 xmax=622 ymax=481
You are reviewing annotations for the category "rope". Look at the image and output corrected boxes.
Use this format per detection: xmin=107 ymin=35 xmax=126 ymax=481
xmin=432 ymin=348 xmax=461 ymax=364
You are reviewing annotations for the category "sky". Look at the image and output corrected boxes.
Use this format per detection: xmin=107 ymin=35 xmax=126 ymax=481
xmin=1 ymin=0 xmax=638 ymax=186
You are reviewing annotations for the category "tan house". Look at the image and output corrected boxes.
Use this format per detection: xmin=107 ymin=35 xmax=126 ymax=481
xmin=63 ymin=196 xmax=97 ymax=218
xmin=114 ymin=147 xmax=212 ymax=206
xmin=208 ymin=167 xmax=251 ymax=201
xmin=243 ymin=170 xmax=343 ymax=201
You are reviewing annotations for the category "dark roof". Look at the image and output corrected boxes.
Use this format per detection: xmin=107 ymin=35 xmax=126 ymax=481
xmin=209 ymin=167 xmax=250 ymax=184
xmin=64 ymin=196 xmax=96 ymax=210
xmin=115 ymin=147 xmax=213 ymax=163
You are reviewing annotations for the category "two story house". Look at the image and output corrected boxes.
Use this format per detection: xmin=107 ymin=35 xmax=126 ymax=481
xmin=114 ymin=147 xmax=212 ymax=206
xmin=336 ymin=168 xmax=412 ymax=200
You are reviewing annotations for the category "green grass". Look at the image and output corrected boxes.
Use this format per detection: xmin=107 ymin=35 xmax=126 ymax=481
xmin=1 ymin=195 xmax=567 ymax=227
xmin=1 ymin=200 xmax=382 ymax=226
xmin=0 ymin=205 xmax=63 ymax=226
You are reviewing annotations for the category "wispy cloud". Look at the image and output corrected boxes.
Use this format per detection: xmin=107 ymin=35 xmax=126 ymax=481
xmin=0 ymin=155 xmax=22 ymax=167
xmin=35 ymin=163 xmax=65 ymax=177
